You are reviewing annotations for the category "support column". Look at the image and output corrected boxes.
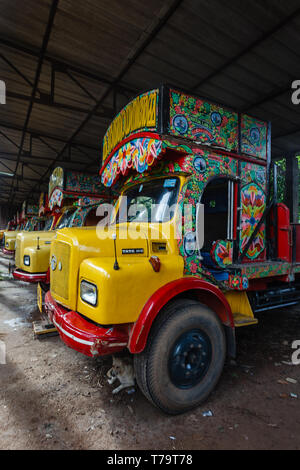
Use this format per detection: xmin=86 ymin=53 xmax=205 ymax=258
xmin=285 ymin=153 xmax=299 ymax=223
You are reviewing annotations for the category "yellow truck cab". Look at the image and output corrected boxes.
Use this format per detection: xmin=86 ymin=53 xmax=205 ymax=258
xmin=2 ymin=202 xmax=39 ymax=255
xmin=0 ymin=219 xmax=17 ymax=244
xmin=45 ymin=86 xmax=300 ymax=414
xmin=13 ymin=168 xmax=113 ymax=284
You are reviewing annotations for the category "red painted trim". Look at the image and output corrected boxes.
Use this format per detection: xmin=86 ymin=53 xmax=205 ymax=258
xmin=44 ymin=291 xmax=129 ymax=357
xmin=100 ymin=132 xmax=162 ymax=176
xmin=13 ymin=269 xmax=47 ymax=283
xmin=128 ymin=277 xmax=234 ymax=354
xmin=100 ymin=134 xmax=267 ymax=179
xmin=194 ymin=145 xmax=268 ymax=167
xmin=52 ymin=211 xmax=62 ymax=229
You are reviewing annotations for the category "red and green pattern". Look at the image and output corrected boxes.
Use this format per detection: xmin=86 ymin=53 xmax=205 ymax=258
xmin=240 ymin=183 xmax=266 ymax=260
xmin=169 ymin=89 xmax=238 ymax=152
xmin=241 ymin=115 xmax=268 ymax=160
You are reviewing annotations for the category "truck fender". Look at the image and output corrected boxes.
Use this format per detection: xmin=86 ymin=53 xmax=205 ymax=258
xmin=128 ymin=277 xmax=235 ymax=356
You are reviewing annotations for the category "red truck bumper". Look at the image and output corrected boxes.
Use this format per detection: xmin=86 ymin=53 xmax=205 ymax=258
xmin=2 ymin=248 xmax=15 ymax=256
xmin=13 ymin=269 xmax=47 ymax=283
xmin=44 ymin=291 xmax=130 ymax=357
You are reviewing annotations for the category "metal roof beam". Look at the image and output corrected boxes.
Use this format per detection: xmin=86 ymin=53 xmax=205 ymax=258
xmin=243 ymin=85 xmax=292 ymax=112
xmin=0 ymin=35 xmax=136 ymax=96
xmin=273 ymin=128 xmax=300 ymax=141
xmin=0 ymin=121 xmax=99 ymax=151
xmin=0 ymin=53 xmax=38 ymax=91
xmin=7 ymin=91 xmax=114 ymax=119
xmin=0 ymin=129 xmax=20 ymax=149
xmin=191 ymin=6 xmax=300 ymax=91
xmin=9 ymin=0 xmax=60 ymax=203
xmin=26 ymin=0 xmax=184 ymax=198
xmin=0 ymin=153 xmax=97 ymax=169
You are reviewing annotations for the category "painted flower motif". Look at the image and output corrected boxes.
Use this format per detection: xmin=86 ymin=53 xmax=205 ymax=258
xmin=242 ymin=277 xmax=249 ymax=289
xmin=212 ymin=241 xmax=233 ymax=267
xmin=240 ymin=183 xmax=266 ymax=259
xmin=102 ymin=138 xmax=162 ymax=187
xmin=190 ymin=261 xmax=198 ymax=274
xmin=231 ymin=277 xmax=240 ymax=288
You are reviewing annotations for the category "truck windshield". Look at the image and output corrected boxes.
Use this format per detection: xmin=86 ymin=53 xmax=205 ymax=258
xmin=44 ymin=217 xmax=54 ymax=231
xmin=117 ymin=177 xmax=180 ymax=223
xmin=56 ymin=209 xmax=76 ymax=229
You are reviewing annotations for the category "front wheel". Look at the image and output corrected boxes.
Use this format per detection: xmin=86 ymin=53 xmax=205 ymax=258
xmin=134 ymin=299 xmax=226 ymax=414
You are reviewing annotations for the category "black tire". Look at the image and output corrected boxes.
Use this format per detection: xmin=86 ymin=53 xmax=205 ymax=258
xmin=134 ymin=298 xmax=226 ymax=414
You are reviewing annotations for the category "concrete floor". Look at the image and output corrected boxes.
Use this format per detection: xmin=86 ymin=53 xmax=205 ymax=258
xmin=1 ymin=254 xmax=300 ymax=450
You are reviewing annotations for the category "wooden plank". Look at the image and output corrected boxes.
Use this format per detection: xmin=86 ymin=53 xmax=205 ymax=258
xmin=32 ymin=320 xmax=58 ymax=338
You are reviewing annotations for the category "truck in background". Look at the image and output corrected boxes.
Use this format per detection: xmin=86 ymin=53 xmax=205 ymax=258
xmin=13 ymin=167 xmax=114 ymax=284
xmin=2 ymin=202 xmax=40 ymax=255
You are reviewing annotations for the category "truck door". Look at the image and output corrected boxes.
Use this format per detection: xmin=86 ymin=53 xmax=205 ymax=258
xmin=200 ymin=177 xmax=237 ymax=269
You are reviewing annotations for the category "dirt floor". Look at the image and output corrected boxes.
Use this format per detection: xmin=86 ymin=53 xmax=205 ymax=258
xmin=0 ymin=255 xmax=300 ymax=450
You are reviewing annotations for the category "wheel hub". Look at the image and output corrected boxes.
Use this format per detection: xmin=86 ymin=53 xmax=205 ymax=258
xmin=168 ymin=329 xmax=212 ymax=389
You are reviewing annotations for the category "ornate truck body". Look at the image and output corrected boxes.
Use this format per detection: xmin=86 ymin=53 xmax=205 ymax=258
xmin=45 ymin=86 xmax=300 ymax=414
xmin=13 ymin=168 xmax=113 ymax=284
xmin=0 ymin=218 xmax=17 ymax=245
xmin=2 ymin=202 xmax=39 ymax=255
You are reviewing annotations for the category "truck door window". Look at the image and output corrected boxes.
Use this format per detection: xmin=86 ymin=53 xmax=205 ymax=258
xmin=56 ymin=210 xmax=76 ymax=229
xmin=44 ymin=216 xmax=54 ymax=231
xmin=200 ymin=177 xmax=235 ymax=262
xmin=84 ymin=207 xmax=104 ymax=226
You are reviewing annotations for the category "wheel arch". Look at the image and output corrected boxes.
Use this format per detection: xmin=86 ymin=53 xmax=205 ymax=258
xmin=128 ymin=277 xmax=236 ymax=357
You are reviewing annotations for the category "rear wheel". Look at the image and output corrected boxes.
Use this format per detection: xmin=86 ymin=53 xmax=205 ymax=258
xmin=134 ymin=298 xmax=226 ymax=414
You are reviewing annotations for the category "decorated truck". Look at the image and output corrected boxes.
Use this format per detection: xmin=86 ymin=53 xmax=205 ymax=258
xmin=2 ymin=202 xmax=39 ymax=255
xmin=0 ymin=218 xmax=17 ymax=245
xmin=44 ymin=86 xmax=300 ymax=414
xmin=13 ymin=168 xmax=113 ymax=284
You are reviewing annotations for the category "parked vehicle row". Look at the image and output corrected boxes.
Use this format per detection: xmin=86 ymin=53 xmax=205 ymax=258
xmin=3 ymin=86 xmax=300 ymax=414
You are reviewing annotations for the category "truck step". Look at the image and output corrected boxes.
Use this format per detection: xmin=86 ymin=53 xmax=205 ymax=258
xmin=233 ymin=314 xmax=258 ymax=327
xmin=33 ymin=320 xmax=58 ymax=338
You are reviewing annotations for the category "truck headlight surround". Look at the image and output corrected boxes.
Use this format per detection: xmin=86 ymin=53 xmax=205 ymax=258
xmin=80 ymin=280 xmax=98 ymax=306
xmin=23 ymin=255 xmax=30 ymax=266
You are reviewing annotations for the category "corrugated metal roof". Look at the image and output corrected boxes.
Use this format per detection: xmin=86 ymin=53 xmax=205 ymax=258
xmin=0 ymin=0 xmax=299 ymax=204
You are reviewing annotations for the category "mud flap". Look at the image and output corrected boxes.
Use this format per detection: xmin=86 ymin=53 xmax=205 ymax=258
xmin=224 ymin=325 xmax=236 ymax=358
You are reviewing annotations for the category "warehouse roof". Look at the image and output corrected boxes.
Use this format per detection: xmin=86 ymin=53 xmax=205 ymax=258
xmin=0 ymin=0 xmax=300 ymax=204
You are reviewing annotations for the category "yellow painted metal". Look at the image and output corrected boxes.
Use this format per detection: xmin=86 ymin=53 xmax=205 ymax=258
xmin=51 ymin=223 xmax=183 ymax=322
xmin=51 ymin=241 xmax=71 ymax=299
xmin=16 ymin=230 xmax=57 ymax=272
xmin=50 ymin=175 xmax=187 ymax=324
xmin=37 ymin=282 xmax=43 ymax=313
xmin=224 ymin=291 xmax=258 ymax=327
xmin=14 ymin=209 xmax=68 ymax=273
xmin=3 ymin=230 xmax=22 ymax=251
